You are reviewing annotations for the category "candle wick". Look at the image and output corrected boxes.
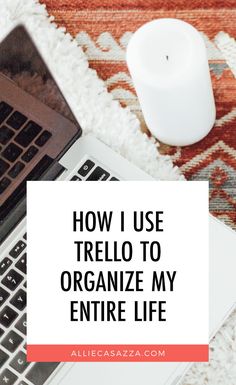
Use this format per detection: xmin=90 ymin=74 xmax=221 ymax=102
xmin=166 ymin=55 xmax=169 ymax=61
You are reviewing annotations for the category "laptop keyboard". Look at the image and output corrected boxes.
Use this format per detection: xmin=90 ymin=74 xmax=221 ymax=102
xmin=0 ymin=230 xmax=60 ymax=385
xmin=0 ymin=158 xmax=119 ymax=384
xmin=70 ymin=158 xmax=119 ymax=181
xmin=0 ymin=101 xmax=52 ymax=195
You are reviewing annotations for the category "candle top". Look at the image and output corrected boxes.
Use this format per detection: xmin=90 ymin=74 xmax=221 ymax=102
xmin=126 ymin=18 xmax=207 ymax=87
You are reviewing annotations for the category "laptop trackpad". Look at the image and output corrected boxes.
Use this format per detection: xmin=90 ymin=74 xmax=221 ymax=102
xmin=57 ymin=362 xmax=183 ymax=385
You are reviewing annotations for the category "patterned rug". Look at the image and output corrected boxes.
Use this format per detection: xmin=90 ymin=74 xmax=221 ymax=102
xmin=43 ymin=0 xmax=236 ymax=230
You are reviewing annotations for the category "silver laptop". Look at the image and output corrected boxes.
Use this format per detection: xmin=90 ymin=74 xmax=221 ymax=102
xmin=0 ymin=25 xmax=235 ymax=385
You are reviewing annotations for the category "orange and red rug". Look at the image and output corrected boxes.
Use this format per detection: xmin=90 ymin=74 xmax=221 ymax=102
xmin=43 ymin=0 xmax=236 ymax=229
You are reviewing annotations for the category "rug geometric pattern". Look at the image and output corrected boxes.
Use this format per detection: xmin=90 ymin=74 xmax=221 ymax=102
xmin=43 ymin=0 xmax=236 ymax=230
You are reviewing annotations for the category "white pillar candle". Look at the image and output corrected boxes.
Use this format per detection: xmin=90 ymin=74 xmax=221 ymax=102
xmin=126 ymin=18 xmax=216 ymax=146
